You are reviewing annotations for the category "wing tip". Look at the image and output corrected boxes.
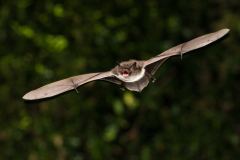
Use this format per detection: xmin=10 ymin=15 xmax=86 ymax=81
xmin=23 ymin=90 xmax=41 ymax=100
xmin=22 ymin=91 xmax=36 ymax=100
xmin=218 ymin=28 xmax=230 ymax=36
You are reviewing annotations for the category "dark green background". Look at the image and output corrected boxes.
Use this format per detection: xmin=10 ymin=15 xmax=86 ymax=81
xmin=0 ymin=0 xmax=239 ymax=159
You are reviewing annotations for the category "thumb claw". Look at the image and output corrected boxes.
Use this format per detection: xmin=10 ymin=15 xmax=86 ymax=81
xmin=74 ymin=87 xmax=79 ymax=93
xmin=70 ymin=77 xmax=79 ymax=93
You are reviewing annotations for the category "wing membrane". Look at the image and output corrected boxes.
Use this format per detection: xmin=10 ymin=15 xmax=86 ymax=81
xmin=23 ymin=71 xmax=113 ymax=100
xmin=144 ymin=29 xmax=229 ymax=67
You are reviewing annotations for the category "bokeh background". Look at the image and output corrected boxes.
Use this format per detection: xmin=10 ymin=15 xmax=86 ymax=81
xmin=0 ymin=0 xmax=240 ymax=159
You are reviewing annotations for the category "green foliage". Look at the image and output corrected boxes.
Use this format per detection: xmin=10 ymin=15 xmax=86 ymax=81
xmin=0 ymin=0 xmax=240 ymax=159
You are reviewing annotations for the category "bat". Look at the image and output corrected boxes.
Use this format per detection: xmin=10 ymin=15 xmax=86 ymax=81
xmin=23 ymin=29 xmax=229 ymax=100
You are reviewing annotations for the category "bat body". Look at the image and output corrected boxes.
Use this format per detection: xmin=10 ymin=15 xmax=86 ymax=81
xmin=23 ymin=29 xmax=229 ymax=100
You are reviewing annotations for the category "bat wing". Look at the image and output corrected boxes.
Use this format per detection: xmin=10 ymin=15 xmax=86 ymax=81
xmin=101 ymin=77 xmax=122 ymax=85
xmin=145 ymin=58 xmax=169 ymax=75
xmin=124 ymin=75 xmax=149 ymax=92
xmin=23 ymin=71 xmax=114 ymax=100
xmin=143 ymin=29 xmax=229 ymax=73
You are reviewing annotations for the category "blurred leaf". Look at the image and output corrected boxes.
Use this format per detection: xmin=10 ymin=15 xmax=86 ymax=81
xmin=103 ymin=124 xmax=119 ymax=142
xmin=113 ymin=99 xmax=124 ymax=115
xmin=123 ymin=91 xmax=139 ymax=109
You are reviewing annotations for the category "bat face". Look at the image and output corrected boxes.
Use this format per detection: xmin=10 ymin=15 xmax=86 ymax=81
xmin=112 ymin=60 xmax=146 ymax=82
xmin=23 ymin=29 xmax=229 ymax=100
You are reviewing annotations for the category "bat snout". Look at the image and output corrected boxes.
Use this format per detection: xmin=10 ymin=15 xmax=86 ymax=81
xmin=123 ymin=70 xmax=129 ymax=77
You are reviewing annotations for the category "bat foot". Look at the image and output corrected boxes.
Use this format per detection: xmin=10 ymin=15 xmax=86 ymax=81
xmin=120 ymin=87 xmax=125 ymax=91
xmin=145 ymin=71 xmax=156 ymax=83
xmin=151 ymin=77 xmax=156 ymax=83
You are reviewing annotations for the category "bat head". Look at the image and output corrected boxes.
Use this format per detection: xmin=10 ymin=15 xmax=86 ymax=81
xmin=113 ymin=60 xmax=145 ymax=82
xmin=116 ymin=61 xmax=136 ymax=77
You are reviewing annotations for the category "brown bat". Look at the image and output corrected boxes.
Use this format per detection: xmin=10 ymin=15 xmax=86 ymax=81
xmin=23 ymin=29 xmax=229 ymax=100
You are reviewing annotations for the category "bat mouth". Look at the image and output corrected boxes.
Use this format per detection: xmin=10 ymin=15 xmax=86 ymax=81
xmin=123 ymin=70 xmax=129 ymax=77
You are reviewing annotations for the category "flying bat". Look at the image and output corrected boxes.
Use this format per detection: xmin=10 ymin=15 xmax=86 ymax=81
xmin=23 ymin=29 xmax=229 ymax=100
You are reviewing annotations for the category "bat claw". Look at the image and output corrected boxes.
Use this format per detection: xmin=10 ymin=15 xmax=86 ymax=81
xmin=74 ymin=87 xmax=79 ymax=93
xmin=151 ymin=77 xmax=156 ymax=83
xmin=70 ymin=77 xmax=79 ymax=93
xmin=179 ymin=51 xmax=183 ymax=60
xmin=145 ymin=71 xmax=156 ymax=83
xmin=179 ymin=43 xmax=185 ymax=60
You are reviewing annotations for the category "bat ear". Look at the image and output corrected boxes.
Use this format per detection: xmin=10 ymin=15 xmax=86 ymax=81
xmin=116 ymin=61 xmax=121 ymax=67
xmin=129 ymin=62 xmax=137 ymax=71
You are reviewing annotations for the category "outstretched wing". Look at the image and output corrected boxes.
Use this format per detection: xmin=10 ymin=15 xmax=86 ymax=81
xmin=23 ymin=71 xmax=114 ymax=100
xmin=144 ymin=29 xmax=229 ymax=73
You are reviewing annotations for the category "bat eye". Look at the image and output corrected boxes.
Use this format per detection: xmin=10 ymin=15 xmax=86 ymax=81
xmin=122 ymin=70 xmax=129 ymax=77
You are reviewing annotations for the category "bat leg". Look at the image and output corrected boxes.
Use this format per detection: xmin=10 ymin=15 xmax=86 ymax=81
xmin=70 ymin=77 xmax=79 ymax=93
xmin=145 ymin=71 xmax=156 ymax=83
xmin=120 ymin=81 xmax=125 ymax=91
